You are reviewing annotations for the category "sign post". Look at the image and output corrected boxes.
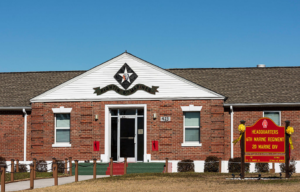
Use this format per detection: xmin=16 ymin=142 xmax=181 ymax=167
xmin=285 ymin=121 xmax=290 ymax=178
xmin=240 ymin=120 xmax=245 ymax=179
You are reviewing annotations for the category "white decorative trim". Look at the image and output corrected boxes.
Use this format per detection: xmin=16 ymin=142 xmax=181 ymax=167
xmin=52 ymin=143 xmax=72 ymax=147
xmin=52 ymin=106 xmax=72 ymax=113
xmin=31 ymin=97 xmax=224 ymax=103
xmin=181 ymin=105 xmax=202 ymax=112
xmin=181 ymin=143 xmax=202 ymax=147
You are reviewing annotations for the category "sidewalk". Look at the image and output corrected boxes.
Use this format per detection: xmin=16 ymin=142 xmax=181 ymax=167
xmin=1 ymin=175 xmax=110 ymax=192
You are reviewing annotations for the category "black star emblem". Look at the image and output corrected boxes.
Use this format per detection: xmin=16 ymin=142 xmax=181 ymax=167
xmin=114 ymin=63 xmax=138 ymax=90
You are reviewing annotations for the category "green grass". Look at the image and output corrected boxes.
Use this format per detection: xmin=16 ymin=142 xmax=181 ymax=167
xmin=4 ymin=172 xmax=67 ymax=182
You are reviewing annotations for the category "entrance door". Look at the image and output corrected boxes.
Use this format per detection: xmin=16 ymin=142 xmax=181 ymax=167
xmin=110 ymin=108 xmax=144 ymax=162
xmin=120 ymin=118 xmax=135 ymax=161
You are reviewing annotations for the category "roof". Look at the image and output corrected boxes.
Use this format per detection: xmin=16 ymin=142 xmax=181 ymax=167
xmin=168 ymin=67 xmax=300 ymax=104
xmin=1 ymin=64 xmax=300 ymax=107
xmin=0 ymin=71 xmax=85 ymax=107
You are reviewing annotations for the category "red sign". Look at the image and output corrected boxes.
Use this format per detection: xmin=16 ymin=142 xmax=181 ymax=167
xmin=152 ymin=141 xmax=158 ymax=151
xmin=245 ymin=155 xmax=285 ymax=163
xmin=93 ymin=141 xmax=100 ymax=151
xmin=245 ymin=118 xmax=285 ymax=153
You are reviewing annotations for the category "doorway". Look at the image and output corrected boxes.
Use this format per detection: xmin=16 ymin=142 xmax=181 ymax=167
xmin=110 ymin=108 xmax=144 ymax=162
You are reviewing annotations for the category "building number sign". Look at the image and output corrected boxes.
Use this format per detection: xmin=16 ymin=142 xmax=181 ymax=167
xmin=160 ymin=117 xmax=171 ymax=122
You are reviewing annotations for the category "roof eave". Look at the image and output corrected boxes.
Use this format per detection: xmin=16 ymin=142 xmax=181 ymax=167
xmin=224 ymin=103 xmax=300 ymax=107
xmin=0 ymin=107 xmax=32 ymax=111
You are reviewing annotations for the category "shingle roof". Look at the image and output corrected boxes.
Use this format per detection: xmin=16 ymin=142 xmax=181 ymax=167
xmin=168 ymin=67 xmax=300 ymax=104
xmin=0 ymin=71 xmax=85 ymax=107
xmin=1 ymin=66 xmax=300 ymax=107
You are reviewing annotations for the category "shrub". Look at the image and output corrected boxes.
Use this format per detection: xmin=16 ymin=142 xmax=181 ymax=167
xmin=57 ymin=160 xmax=65 ymax=173
xmin=0 ymin=156 xmax=7 ymax=170
xmin=204 ymin=156 xmax=219 ymax=172
xmin=279 ymin=159 xmax=296 ymax=173
xmin=177 ymin=159 xmax=194 ymax=172
xmin=15 ymin=164 xmax=28 ymax=172
xmin=228 ymin=157 xmax=250 ymax=173
xmin=255 ymin=163 xmax=269 ymax=172
xmin=36 ymin=160 xmax=47 ymax=172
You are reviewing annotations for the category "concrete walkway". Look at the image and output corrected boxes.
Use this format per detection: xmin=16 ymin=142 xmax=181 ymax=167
xmin=1 ymin=175 xmax=110 ymax=192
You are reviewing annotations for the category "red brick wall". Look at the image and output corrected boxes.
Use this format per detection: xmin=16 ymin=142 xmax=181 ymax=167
xmin=28 ymin=100 xmax=225 ymax=161
xmin=0 ymin=110 xmax=31 ymax=161
xmin=224 ymin=107 xmax=300 ymax=161
xmin=3 ymin=104 xmax=300 ymax=162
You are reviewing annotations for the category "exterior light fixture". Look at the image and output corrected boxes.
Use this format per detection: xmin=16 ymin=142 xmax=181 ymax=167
xmin=95 ymin=114 xmax=98 ymax=120
xmin=153 ymin=113 xmax=157 ymax=119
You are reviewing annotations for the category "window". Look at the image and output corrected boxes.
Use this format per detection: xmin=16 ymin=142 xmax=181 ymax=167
xmin=264 ymin=111 xmax=280 ymax=125
xmin=184 ymin=112 xmax=200 ymax=142
xmin=55 ymin=114 xmax=70 ymax=143
xmin=180 ymin=105 xmax=202 ymax=147
xmin=52 ymin=106 xmax=72 ymax=147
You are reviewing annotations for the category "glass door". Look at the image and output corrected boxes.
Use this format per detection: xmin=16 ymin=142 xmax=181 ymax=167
xmin=119 ymin=118 xmax=135 ymax=161
xmin=110 ymin=108 xmax=144 ymax=162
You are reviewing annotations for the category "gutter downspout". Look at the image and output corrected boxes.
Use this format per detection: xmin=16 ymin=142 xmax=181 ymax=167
xmin=230 ymin=106 xmax=234 ymax=158
xmin=22 ymin=108 xmax=27 ymax=161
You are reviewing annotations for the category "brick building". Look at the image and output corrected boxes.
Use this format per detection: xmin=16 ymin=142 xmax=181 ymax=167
xmin=1 ymin=52 xmax=299 ymax=172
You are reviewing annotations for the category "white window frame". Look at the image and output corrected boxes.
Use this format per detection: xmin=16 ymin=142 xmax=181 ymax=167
xmin=181 ymin=105 xmax=202 ymax=147
xmin=52 ymin=107 xmax=72 ymax=147
xmin=263 ymin=111 xmax=281 ymax=126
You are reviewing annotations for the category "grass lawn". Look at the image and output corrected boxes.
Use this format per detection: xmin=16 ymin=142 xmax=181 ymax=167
xmin=23 ymin=172 xmax=300 ymax=192
xmin=5 ymin=172 xmax=68 ymax=182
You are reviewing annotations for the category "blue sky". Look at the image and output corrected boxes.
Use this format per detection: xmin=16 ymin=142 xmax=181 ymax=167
xmin=0 ymin=0 xmax=299 ymax=72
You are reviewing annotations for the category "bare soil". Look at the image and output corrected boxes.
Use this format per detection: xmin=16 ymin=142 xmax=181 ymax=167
xmin=24 ymin=172 xmax=300 ymax=192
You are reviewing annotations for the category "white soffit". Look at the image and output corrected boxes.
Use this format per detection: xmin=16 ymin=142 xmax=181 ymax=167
xmin=31 ymin=53 xmax=225 ymax=102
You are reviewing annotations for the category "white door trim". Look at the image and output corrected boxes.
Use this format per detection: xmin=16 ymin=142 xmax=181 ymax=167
xmin=103 ymin=104 xmax=147 ymax=162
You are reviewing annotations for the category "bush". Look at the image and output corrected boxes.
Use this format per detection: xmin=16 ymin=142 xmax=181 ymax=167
xmin=204 ymin=156 xmax=219 ymax=172
xmin=228 ymin=157 xmax=250 ymax=173
xmin=57 ymin=160 xmax=65 ymax=173
xmin=280 ymin=159 xmax=296 ymax=173
xmin=255 ymin=163 xmax=269 ymax=172
xmin=177 ymin=159 xmax=194 ymax=172
xmin=36 ymin=160 xmax=47 ymax=172
xmin=0 ymin=156 xmax=7 ymax=170
xmin=15 ymin=164 xmax=28 ymax=172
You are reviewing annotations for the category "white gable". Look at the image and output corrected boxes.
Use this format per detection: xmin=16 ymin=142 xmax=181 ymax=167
xmin=31 ymin=53 xmax=224 ymax=102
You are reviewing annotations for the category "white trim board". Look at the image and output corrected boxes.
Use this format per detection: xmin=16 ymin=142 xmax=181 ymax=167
xmin=101 ymin=104 xmax=147 ymax=162
xmin=31 ymin=97 xmax=224 ymax=103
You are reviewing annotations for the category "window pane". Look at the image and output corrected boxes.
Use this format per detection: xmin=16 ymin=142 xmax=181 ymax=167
xmin=137 ymin=109 xmax=144 ymax=115
xmin=110 ymin=109 xmax=118 ymax=116
xmin=56 ymin=129 xmax=70 ymax=142
xmin=264 ymin=112 xmax=280 ymax=125
xmin=120 ymin=109 xmax=136 ymax=115
xmin=56 ymin=114 xmax=70 ymax=127
xmin=185 ymin=112 xmax=200 ymax=126
xmin=185 ymin=128 xmax=200 ymax=142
